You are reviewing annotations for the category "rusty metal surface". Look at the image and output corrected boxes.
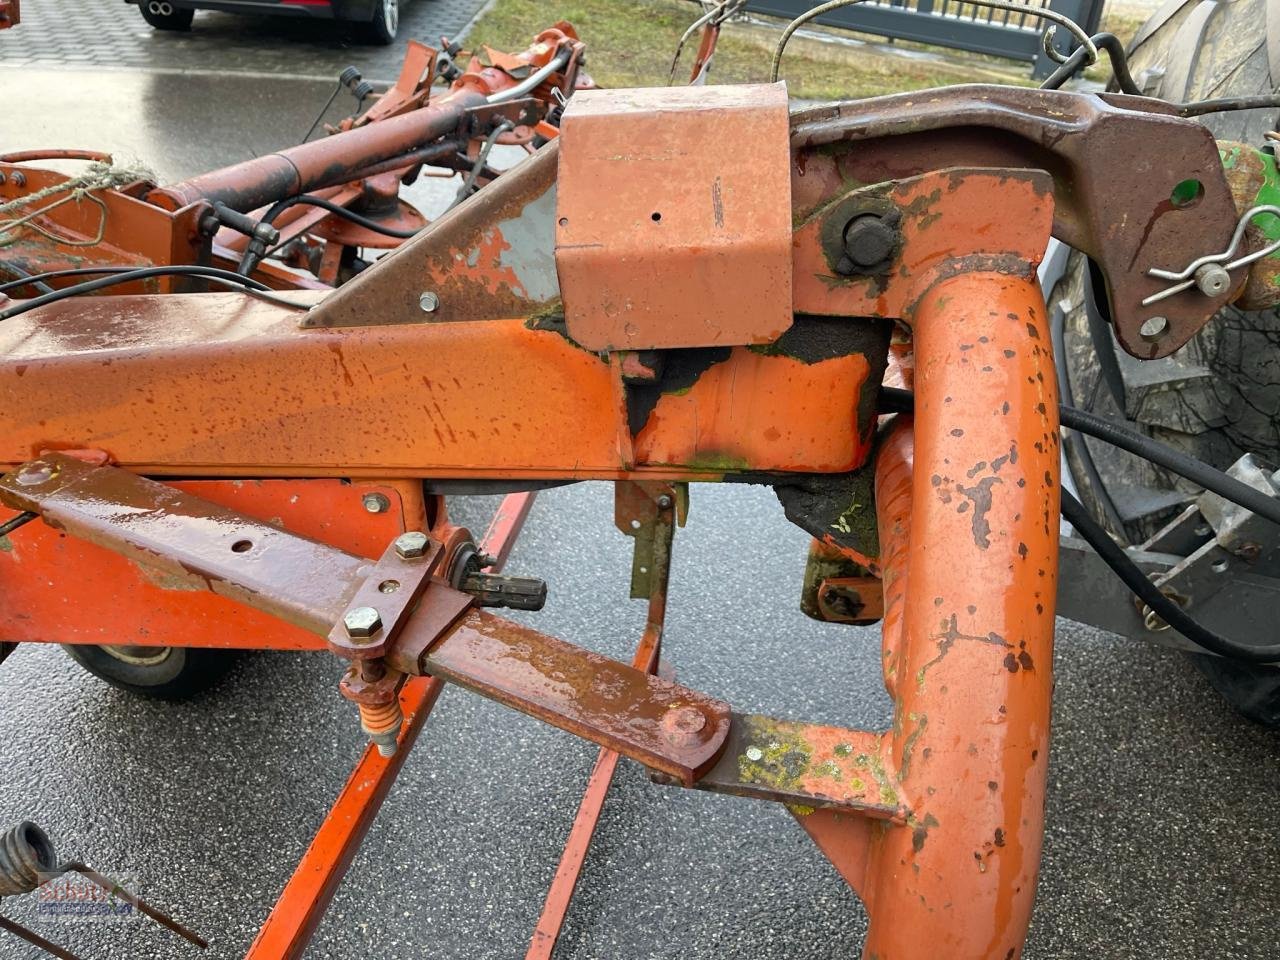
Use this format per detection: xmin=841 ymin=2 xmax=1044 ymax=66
xmin=791 ymin=167 xmax=1054 ymax=322
xmin=791 ymin=85 xmax=1239 ymax=358
xmin=382 ymin=580 xmax=475 ymax=676
xmin=526 ymin=481 xmax=676 ymax=960
xmin=0 ymin=0 xmax=17 ymax=28
xmin=2 ymin=455 xmax=730 ymax=784
xmin=669 ymin=713 xmax=902 ymax=819
xmin=326 ymin=536 xmax=442 ymax=660
xmin=557 ymin=83 xmax=793 ymax=351
xmin=0 ymin=292 xmax=877 ymax=479
xmin=0 ymin=475 xmax=408 ymax=651
xmin=859 ymin=272 xmax=1060 ymax=958
xmin=422 ymin=608 xmax=728 ymax=785
xmin=148 ymin=29 xmax=579 ymax=214
xmin=304 ymin=142 xmax=562 ymax=329
xmin=0 ymin=454 xmax=367 ymax=636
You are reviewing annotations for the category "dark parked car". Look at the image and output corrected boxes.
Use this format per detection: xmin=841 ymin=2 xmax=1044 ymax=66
xmin=125 ymin=0 xmax=402 ymax=45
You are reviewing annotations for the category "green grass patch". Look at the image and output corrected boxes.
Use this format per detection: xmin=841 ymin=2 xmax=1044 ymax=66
xmin=466 ymin=0 xmax=1037 ymax=100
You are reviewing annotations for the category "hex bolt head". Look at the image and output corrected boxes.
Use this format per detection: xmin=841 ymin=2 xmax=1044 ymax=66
xmin=842 ymin=215 xmax=897 ymax=269
xmin=362 ymin=492 xmax=390 ymax=514
xmin=343 ymin=606 xmax=382 ymax=639
xmin=419 ymin=291 xmax=440 ymax=313
xmin=394 ymin=530 xmax=430 ymax=559
xmin=657 ymin=494 xmax=673 ymax=510
xmin=1194 ymin=263 xmax=1231 ymax=297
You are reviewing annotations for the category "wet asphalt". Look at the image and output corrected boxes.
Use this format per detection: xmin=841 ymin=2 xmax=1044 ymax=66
xmin=0 ymin=53 xmax=1278 ymax=960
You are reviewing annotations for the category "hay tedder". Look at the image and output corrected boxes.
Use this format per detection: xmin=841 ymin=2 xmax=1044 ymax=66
xmin=3 ymin=1 xmax=1280 ymax=957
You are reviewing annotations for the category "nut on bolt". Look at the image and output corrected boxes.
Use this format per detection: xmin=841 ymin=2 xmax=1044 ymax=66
xmin=835 ymin=213 xmax=900 ymax=276
xmin=394 ymin=531 xmax=430 ymax=559
xmin=343 ymin=605 xmax=383 ymax=639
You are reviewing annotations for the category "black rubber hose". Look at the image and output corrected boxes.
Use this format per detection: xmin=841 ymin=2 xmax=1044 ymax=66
xmin=0 ymin=265 xmax=310 ymax=322
xmin=880 ymin=386 xmax=1280 ymax=531
xmin=1060 ymin=404 xmax=1280 ymax=530
xmin=0 ymin=263 xmax=55 ymax=296
xmin=0 ymin=265 xmax=163 ymax=294
xmin=1061 ymin=489 xmax=1280 ymax=662
xmin=259 ymin=194 xmax=419 ymax=239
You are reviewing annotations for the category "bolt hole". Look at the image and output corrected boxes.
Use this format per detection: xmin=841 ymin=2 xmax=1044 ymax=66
xmin=378 ymin=579 xmax=400 ymax=594
xmin=650 ymin=211 xmax=662 ymax=222
xmin=231 ymin=539 xmax=253 ymax=553
xmin=1211 ymin=558 xmax=1230 ymax=574
xmin=558 ymin=216 xmax=568 ymax=227
xmin=1139 ymin=316 xmax=1168 ymax=342
xmin=1170 ymin=178 xmax=1204 ymax=209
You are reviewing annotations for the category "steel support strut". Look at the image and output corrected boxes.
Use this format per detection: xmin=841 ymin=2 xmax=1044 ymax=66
xmin=859 ymin=272 xmax=1060 ymax=957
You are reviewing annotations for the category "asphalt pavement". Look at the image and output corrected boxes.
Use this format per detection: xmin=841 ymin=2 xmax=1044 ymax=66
xmin=0 ymin=26 xmax=1278 ymax=960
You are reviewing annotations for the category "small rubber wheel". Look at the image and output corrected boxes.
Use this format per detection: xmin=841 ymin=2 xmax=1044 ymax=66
xmin=62 ymin=644 xmax=237 ymax=700
xmin=365 ymin=0 xmax=399 ymax=45
xmin=138 ymin=4 xmax=195 ymax=30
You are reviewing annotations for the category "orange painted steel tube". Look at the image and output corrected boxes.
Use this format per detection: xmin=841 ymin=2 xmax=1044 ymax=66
xmin=241 ymin=675 xmax=444 ymax=960
xmin=861 ymin=271 xmax=1060 ymax=958
xmin=242 ymin=493 xmax=534 ymax=959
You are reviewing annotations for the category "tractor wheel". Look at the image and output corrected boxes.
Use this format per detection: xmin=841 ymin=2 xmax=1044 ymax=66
xmin=1058 ymin=0 xmax=1280 ymax=726
xmin=138 ymin=2 xmax=195 ymax=31
xmin=62 ymin=644 xmax=237 ymax=700
xmin=365 ymin=0 xmax=399 ymax=45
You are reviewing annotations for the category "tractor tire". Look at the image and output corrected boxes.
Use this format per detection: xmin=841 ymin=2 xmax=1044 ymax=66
xmin=138 ymin=2 xmax=195 ymax=31
xmin=365 ymin=0 xmax=400 ymax=45
xmin=63 ymin=644 xmax=237 ymax=700
xmin=1058 ymin=0 xmax=1280 ymax=727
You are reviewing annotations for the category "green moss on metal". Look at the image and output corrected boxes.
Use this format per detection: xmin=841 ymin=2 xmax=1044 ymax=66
xmin=738 ymin=716 xmax=814 ymax=791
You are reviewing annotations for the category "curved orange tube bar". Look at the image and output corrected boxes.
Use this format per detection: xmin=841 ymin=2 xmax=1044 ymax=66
xmin=858 ymin=271 xmax=1061 ymax=958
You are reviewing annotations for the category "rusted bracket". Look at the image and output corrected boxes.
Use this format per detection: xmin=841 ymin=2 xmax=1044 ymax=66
xmin=0 ymin=455 xmax=728 ymax=784
xmin=615 ymin=481 xmax=686 ymax=599
xmin=791 ymin=86 xmax=1239 ymax=359
xmin=654 ymin=713 xmax=903 ymax=820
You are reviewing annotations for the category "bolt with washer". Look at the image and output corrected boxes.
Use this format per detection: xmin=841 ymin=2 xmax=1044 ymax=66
xmin=362 ymin=492 xmax=390 ymax=514
xmin=419 ymin=291 xmax=440 ymax=313
xmin=394 ymin=531 xmax=431 ymax=559
xmin=343 ymin=606 xmax=383 ymax=639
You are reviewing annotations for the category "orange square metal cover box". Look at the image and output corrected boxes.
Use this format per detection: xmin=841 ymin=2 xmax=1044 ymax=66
xmin=555 ymin=82 xmax=794 ymax=352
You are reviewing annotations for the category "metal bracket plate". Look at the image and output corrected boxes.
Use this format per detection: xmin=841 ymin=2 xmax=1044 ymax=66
xmin=556 ymin=83 xmax=793 ymax=351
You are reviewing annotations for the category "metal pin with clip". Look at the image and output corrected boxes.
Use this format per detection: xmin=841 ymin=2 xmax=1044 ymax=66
xmin=1143 ymin=203 xmax=1280 ymax=306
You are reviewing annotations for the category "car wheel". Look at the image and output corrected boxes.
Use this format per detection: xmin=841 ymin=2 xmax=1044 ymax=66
xmin=366 ymin=0 xmax=399 ymax=45
xmin=1058 ymin=0 xmax=1280 ymax=727
xmin=138 ymin=1 xmax=195 ymax=31
xmin=63 ymin=643 xmax=238 ymax=700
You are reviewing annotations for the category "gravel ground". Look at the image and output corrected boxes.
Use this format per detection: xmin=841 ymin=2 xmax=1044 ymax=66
xmin=0 ymin=51 xmax=1278 ymax=960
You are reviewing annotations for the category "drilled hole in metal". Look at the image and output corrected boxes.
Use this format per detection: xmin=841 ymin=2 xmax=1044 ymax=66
xmin=1170 ymin=178 xmax=1204 ymax=209
xmin=231 ymin=539 xmax=253 ymax=553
